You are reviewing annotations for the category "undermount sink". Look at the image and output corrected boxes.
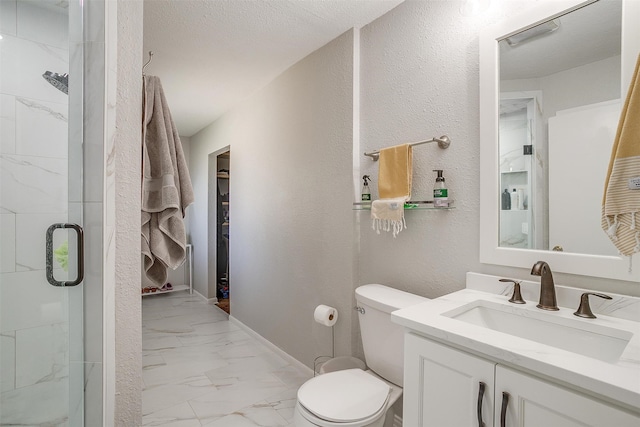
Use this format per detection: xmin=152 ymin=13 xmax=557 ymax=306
xmin=443 ymin=300 xmax=633 ymax=362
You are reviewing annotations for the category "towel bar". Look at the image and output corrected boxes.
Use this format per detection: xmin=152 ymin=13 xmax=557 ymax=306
xmin=364 ymin=135 xmax=451 ymax=161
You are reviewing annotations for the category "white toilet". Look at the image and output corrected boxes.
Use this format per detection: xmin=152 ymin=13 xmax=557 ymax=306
xmin=294 ymin=284 xmax=429 ymax=427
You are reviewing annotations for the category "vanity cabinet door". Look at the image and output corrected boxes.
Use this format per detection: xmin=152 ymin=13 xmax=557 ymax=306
xmin=404 ymin=333 xmax=496 ymax=427
xmin=495 ymin=365 xmax=640 ymax=427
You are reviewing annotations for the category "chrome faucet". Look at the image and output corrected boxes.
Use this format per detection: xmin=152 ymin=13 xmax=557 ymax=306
xmin=530 ymin=261 xmax=559 ymax=311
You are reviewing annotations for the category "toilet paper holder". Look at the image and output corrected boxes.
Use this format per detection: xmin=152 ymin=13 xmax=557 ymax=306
xmin=314 ymin=304 xmax=338 ymax=327
xmin=313 ymin=304 xmax=338 ymax=376
xmin=313 ymin=326 xmax=335 ymax=376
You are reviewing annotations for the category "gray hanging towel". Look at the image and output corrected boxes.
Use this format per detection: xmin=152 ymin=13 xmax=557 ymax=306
xmin=141 ymin=75 xmax=194 ymax=286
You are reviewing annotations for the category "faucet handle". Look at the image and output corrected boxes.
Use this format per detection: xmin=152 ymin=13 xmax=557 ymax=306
xmin=573 ymin=292 xmax=612 ymax=319
xmin=499 ymin=279 xmax=525 ymax=304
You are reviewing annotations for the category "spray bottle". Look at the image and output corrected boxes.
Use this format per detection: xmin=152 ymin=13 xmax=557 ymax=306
xmin=361 ymin=175 xmax=371 ymax=201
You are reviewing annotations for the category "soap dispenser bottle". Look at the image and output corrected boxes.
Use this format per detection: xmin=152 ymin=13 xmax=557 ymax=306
xmin=502 ymin=188 xmax=511 ymax=210
xmin=361 ymin=175 xmax=371 ymax=202
xmin=510 ymin=188 xmax=519 ymax=210
xmin=433 ymin=170 xmax=448 ymax=207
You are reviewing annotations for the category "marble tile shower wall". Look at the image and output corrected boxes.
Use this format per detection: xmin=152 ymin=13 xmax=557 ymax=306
xmin=0 ymin=1 xmax=76 ymax=425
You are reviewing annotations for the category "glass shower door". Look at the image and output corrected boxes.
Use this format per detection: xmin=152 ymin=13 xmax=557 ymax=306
xmin=0 ymin=1 xmax=85 ymax=425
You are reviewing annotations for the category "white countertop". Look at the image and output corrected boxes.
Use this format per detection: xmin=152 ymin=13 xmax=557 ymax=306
xmin=392 ymin=282 xmax=640 ymax=412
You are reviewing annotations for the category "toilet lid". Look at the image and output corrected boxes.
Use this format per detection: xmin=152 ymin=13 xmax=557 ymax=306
xmin=297 ymin=369 xmax=391 ymax=423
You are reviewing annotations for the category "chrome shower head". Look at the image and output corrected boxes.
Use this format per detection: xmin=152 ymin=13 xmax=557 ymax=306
xmin=42 ymin=71 xmax=69 ymax=95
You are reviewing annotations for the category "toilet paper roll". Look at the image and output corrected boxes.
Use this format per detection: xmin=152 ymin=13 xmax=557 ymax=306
xmin=314 ymin=304 xmax=338 ymax=327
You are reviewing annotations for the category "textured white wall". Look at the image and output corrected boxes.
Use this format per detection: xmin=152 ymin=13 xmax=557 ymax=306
xmin=358 ymin=0 xmax=518 ymax=299
xmin=189 ymin=31 xmax=356 ymax=366
xmin=358 ymin=0 xmax=639 ymax=302
xmin=114 ymin=0 xmax=143 ymax=424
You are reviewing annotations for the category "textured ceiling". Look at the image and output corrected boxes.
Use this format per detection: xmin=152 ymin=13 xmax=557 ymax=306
xmin=143 ymin=0 xmax=404 ymax=137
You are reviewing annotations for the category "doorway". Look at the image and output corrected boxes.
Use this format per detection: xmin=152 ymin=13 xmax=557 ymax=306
xmin=213 ymin=150 xmax=230 ymax=313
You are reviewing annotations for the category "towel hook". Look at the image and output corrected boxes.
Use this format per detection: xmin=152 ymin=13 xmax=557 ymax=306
xmin=142 ymin=51 xmax=154 ymax=76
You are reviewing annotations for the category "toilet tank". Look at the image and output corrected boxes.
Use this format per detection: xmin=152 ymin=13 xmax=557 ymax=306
xmin=355 ymin=284 xmax=429 ymax=387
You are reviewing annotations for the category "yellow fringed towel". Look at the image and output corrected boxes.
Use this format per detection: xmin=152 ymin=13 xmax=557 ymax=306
xmin=602 ymin=54 xmax=640 ymax=257
xmin=371 ymin=144 xmax=413 ymax=237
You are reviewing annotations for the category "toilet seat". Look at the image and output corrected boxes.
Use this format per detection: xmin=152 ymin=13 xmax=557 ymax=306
xmin=297 ymin=369 xmax=391 ymax=425
xmin=296 ymin=400 xmax=388 ymax=427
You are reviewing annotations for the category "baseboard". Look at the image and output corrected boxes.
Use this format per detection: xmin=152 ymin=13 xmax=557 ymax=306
xmin=229 ymin=315 xmax=314 ymax=377
xmin=191 ymin=288 xmax=217 ymax=304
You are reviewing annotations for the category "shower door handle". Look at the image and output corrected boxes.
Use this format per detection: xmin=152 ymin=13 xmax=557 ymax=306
xmin=46 ymin=223 xmax=84 ymax=287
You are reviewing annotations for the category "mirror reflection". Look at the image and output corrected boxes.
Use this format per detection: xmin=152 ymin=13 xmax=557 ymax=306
xmin=498 ymin=0 xmax=622 ymax=256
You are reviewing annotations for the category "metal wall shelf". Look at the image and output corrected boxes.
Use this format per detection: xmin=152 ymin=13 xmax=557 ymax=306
xmin=142 ymin=244 xmax=193 ymax=296
xmin=353 ymin=201 xmax=455 ymax=210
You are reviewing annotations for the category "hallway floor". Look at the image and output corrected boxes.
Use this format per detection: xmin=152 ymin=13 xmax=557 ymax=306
xmin=142 ymin=291 xmax=311 ymax=426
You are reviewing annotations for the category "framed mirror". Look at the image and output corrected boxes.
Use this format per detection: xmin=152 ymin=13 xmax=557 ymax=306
xmin=479 ymin=0 xmax=640 ymax=281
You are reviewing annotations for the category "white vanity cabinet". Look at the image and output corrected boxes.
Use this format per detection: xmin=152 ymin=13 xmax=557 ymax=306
xmin=404 ymin=332 xmax=640 ymax=427
xmin=496 ymin=365 xmax=639 ymax=427
xmin=404 ymin=332 xmax=495 ymax=426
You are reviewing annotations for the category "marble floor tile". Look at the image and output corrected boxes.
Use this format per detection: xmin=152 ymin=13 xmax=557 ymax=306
xmin=142 ymin=291 xmax=311 ymax=426
xmin=188 ymin=373 xmax=290 ymax=423
xmin=264 ymin=387 xmax=300 ymax=424
xmin=142 ymin=401 xmax=201 ymax=427
xmin=142 ymin=374 xmax=218 ymax=416
xmin=201 ymin=400 xmax=290 ymax=427
xmin=142 ymin=334 xmax=184 ymax=352
xmin=272 ymin=366 xmax=313 ymax=389
xmin=143 ymin=356 xmax=228 ymax=388
xmin=176 ymin=327 xmax=248 ymax=348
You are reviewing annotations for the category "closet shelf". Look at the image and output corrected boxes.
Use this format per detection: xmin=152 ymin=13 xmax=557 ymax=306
xmin=353 ymin=201 xmax=455 ymax=210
